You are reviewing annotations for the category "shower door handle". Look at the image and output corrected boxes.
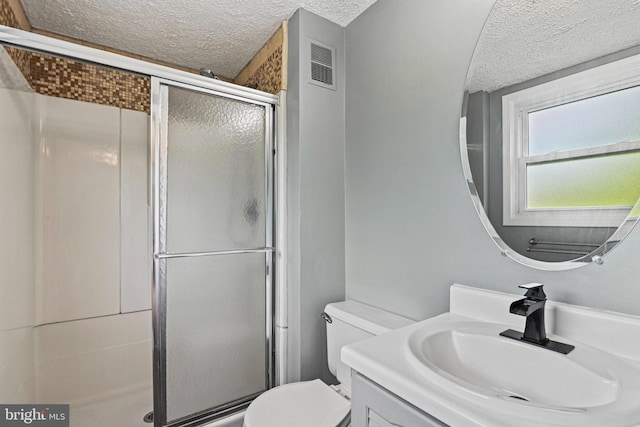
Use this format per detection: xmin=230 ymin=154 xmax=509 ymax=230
xmin=155 ymin=247 xmax=274 ymax=259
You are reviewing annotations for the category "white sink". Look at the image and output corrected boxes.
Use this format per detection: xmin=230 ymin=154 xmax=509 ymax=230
xmin=407 ymin=320 xmax=640 ymax=424
xmin=342 ymin=286 xmax=640 ymax=426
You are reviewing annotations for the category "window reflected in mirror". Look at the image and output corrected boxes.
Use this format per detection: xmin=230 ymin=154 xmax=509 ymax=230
xmin=501 ymin=54 xmax=640 ymax=229
xmin=461 ymin=0 xmax=640 ymax=266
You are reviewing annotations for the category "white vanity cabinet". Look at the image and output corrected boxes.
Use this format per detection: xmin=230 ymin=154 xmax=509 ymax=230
xmin=351 ymin=372 xmax=448 ymax=427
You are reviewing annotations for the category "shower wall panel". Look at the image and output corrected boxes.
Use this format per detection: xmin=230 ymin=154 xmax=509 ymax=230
xmin=37 ymin=95 xmax=121 ymax=324
xmin=34 ymin=310 xmax=152 ymax=404
xmin=0 ymin=52 xmax=152 ymax=412
xmin=120 ymin=109 xmax=152 ymax=313
xmin=30 ymin=96 xmax=152 ymax=410
xmin=0 ymin=88 xmax=35 ymax=331
xmin=34 ymin=96 xmax=151 ymax=324
xmin=0 ymin=328 xmax=34 ymax=403
xmin=0 ymin=87 xmax=36 ymax=403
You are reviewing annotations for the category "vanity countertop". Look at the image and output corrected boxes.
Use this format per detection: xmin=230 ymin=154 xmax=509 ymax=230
xmin=341 ymin=284 xmax=640 ymax=427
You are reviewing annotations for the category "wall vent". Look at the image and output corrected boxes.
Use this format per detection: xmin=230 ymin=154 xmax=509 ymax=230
xmin=308 ymin=39 xmax=336 ymax=90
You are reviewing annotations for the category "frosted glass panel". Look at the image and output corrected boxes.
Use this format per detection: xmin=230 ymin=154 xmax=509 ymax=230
xmin=527 ymin=152 xmax=640 ymax=208
xmin=166 ymin=86 xmax=266 ymax=252
xmin=165 ymin=253 xmax=267 ymax=422
xmin=528 ymin=85 xmax=640 ymax=156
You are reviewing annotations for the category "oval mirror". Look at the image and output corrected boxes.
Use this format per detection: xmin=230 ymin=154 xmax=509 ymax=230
xmin=461 ymin=0 xmax=640 ymax=270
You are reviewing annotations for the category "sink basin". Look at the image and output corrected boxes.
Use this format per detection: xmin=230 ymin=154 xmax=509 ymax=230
xmin=407 ymin=320 xmax=640 ymax=424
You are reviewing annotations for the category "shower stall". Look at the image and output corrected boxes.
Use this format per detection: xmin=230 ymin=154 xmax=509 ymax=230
xmin=151 ymin=80 xmax=275 ymax=425
xmin=0 ymin=26 xmax=280 ymax=427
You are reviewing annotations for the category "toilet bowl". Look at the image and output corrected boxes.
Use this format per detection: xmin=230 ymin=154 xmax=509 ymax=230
xmin=243 ymin=379 xmax=351 ymax=427
xmin=243 ymin=301 xmax=414 ymax=427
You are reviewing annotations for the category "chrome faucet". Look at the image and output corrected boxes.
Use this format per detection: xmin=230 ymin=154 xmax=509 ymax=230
xmin=500 ymin=283 xmax=574 ymax=354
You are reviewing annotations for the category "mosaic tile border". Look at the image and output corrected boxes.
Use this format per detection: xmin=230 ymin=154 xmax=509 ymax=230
xmin=243 ymin=46 xmax=283 ymax=95
xmin=1 ymin=0 xmax=150 ymax=113
xmin=0 ymin=0 xmax=19 ymax=29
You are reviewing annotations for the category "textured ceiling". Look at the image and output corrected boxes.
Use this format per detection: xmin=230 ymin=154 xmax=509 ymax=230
xmin=467 ymin=0 xmax=640 ymax=93
xmin=20 ymin=0 xmax=377 ymax=78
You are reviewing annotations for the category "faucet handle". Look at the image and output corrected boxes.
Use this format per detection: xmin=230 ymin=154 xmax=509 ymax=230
xmin=518 ymin=283 xmax=546 ymax=300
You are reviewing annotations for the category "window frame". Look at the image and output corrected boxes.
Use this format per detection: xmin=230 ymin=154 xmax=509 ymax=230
xmin=502 ymin=53 xmax=640 ymax=227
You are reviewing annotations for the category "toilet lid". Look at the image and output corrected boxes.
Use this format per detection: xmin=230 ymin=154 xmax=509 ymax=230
xmin=244 ymin=380 xmax=350 ymax=427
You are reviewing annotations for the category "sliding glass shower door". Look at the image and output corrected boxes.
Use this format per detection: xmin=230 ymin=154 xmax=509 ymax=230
xmin=151 ymin=79 xmax=274 ymax=427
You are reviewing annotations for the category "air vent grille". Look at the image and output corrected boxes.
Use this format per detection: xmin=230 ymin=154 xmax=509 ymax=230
xmin=311 ymin=43 xmax=333 ymax=67
xmin=311 ymin=62 xmax=333 ymax=86
xmin=308 ymin=40 xmax=336 ymax=89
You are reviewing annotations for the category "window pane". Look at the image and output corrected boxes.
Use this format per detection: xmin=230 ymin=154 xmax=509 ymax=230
xmin=527 ymin=151 xmax=640 ymax=208
xmin=529 ymin=85 xmax=640 ymax=156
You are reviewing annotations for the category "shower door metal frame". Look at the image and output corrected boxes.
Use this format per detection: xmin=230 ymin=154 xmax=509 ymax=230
xmin=151 ymin=77 xmax=276 ymax=427
xmin=0 ymin=25 xmax=284 ymax=427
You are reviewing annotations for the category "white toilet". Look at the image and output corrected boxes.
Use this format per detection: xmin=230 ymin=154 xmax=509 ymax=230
xmin=243 ymin=300 xmax=414 ymax=427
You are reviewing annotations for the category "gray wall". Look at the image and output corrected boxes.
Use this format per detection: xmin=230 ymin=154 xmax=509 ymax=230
xmin=344 ymin=0 xmax=640 ymax=321
xmin=287 ymin=9 xmax=346 ymax=383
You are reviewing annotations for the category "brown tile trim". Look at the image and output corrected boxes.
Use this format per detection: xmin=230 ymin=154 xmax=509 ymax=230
xmin=241 ymin=46 xmax=283 ymax=95
xmin=1 ymin=0 xmax=250 ymax=110
xmin=2 ymin=0 xmax=30 ymax=30
xmin=4 ymin=42 xmax=152 ymax=113
xmin=0 ymin=0 xmax=19 ymax=29
xmin=27 ymin=52 xmax=151 ymax=113
xmin=235 ymin=20 xmax=287 ymax=93
xmin=1 ymin=0 xmax=150 ymax=113
xmin=4 ymin=45 xmax=31 ymax=83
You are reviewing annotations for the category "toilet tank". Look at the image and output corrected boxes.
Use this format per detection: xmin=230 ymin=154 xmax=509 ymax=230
xmin=323 ymin=301 xmax=413 ymax=391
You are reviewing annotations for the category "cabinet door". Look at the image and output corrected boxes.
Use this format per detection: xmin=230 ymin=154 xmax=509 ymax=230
xmin=351 ymin=373 xmax=449 ymax=427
